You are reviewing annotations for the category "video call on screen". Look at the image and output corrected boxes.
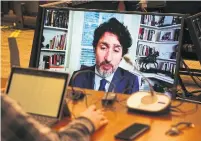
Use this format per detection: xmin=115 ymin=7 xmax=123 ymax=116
xmin=40 ymin=9 xmax=182 ymax=94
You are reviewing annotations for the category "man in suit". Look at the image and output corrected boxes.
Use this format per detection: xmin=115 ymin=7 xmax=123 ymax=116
xmin=69 ymin=18 xmax=139 ymax=94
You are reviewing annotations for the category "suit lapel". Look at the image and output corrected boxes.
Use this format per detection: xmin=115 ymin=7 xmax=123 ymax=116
xmin=108 ymin=67 xmax=123 ymax=92
xmin=87 ymin=66 xmax=95 ymax=89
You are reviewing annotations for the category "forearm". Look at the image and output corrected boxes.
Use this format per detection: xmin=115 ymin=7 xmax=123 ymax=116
xmin=1 ymin=94 xmax=95 ymax=141
xmin=57 ymin=117 xmax=95 ymax=141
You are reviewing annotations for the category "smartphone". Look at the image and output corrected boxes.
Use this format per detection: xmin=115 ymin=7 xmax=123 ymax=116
xmin=115 ymin=123 xmax=150 ymax=140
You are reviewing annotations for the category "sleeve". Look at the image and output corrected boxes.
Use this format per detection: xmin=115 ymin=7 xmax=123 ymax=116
xmin=1 ymin=94 xmax=95 ymax=141
xmin=58 ymin=117 xmax=95 ymax=141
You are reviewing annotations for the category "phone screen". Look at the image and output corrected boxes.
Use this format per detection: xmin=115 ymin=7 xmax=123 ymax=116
xmin=115 ymin=123 xmax=150 ymax=140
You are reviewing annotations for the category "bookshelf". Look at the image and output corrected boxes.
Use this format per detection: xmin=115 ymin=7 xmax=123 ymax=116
xmin=137 ymin=56 xmax=176 ymax=62
xmin=157 ymin=58 xmax=176 ymax=62
xmin=41 ymin=49 xmax=66 ymax=52
xmin=38 ymin=9 xmax=72 ymax=72
xmin=138 ymin=39 xmax=179 ymax=44
xmin=133 ymin=71 xmax=174 ymax=84
xmin=140 ymin=24 xmax=181 ymax=29
xmin=44 ymin=26 xmax=68 ymax=31
xmin=136 ymin=15 xmax=182 ymax=84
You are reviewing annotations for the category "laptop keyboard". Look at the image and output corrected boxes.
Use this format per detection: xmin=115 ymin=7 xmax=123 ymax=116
xmin=31 ymin=114 xmax=58 ymax=126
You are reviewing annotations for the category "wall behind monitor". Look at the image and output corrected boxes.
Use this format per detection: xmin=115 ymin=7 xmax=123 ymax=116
xmin=164 ymin=1 xmax=201 ymax=15
xmin=71 ymin=1 xmax=119 ymax=10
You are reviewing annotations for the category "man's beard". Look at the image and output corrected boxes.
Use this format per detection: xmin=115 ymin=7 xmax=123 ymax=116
xmin=96 ymin=61 xmax=116 ymax=78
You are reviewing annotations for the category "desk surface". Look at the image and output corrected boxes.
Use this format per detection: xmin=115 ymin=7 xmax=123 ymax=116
xmin=53 ymin=88 xmax=201 ymax=141
xmin=1 ymin=78 xmax=201 ymax=141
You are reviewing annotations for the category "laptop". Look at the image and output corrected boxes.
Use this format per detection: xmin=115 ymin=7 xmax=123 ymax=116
xmin=5 ymin=67 xmax=71 ymax=126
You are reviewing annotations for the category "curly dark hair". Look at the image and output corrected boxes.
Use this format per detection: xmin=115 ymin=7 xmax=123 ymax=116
xmin=92 ymin=18 xmax=132 ymax=56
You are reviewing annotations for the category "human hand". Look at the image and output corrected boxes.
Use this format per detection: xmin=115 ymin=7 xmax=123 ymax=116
xmin=80 ymin=105 xmax=108 ymax=131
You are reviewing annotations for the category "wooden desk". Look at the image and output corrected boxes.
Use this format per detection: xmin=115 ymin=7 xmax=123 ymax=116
xmin=1 ymin=78 xmax=200 ymax=141
xmin=54 ymin=88 xmax=201 ymax=141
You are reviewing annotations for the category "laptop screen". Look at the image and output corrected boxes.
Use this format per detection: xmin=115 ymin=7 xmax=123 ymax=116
xmin=6 ymin=67 xmax=68 ymax=118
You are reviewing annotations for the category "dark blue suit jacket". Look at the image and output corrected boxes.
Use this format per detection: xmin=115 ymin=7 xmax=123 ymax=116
xmin=69 ymin=66 xmax=139 ymax=94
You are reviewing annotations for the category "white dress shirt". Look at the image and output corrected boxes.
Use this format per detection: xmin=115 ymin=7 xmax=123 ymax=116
xmin=94 ymin=66 xmax=115 ymax=92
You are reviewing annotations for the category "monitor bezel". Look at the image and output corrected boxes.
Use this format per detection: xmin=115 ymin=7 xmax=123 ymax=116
xmin=5 ymin=66 xmax=69 ymax=119
xmin=34 ymin=6 xmax=186 ymax=99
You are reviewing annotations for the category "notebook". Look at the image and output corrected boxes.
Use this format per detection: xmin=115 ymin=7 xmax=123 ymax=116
xmin=5 ymin=67 xmax=71 ymax=126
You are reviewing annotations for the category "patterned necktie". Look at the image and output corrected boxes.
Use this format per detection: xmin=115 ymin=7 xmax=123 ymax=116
xmin=98 ymin=79 xmax=107 ymax=91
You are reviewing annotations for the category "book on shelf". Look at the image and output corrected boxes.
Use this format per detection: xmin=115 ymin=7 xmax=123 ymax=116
xmin=173 ymin=29 xmax=180 ymax=41
xmin=41 ymin=54 xmax=65 ymax=69
xmin=136 ymin=43 xmax=159 ymax=57
xmin=159 ymin=29 xmax=180 ymax=41
xmin=49 ymin=65 xmax=64 ymax=68
xmin=139 ymin=27 xmax=180 ymax=42
xmin=160 ymin=61 xmax=176 ymax=76
xmin=141 ymin=15 xmax=182 ymax=27
xmin=45 ymin=9 xmax=69 ymax=28
xmin=136 ymin=42 xmax=177 ymax=60
xmin=51 ymin=54 xmax=65 ymax=66
xmin=43 ymin=56 xmax=50 ymax=69
xmin=45 ymin=33 xmax=66 ymax=50
xmin=138 ymin=27 xmax=160 ymax=42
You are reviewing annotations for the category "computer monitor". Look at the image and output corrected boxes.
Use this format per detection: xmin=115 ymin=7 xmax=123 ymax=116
xmin=32 ymin=7 xmax=185 ymax=99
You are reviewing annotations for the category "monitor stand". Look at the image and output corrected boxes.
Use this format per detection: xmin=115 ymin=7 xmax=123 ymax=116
xmin=177 ymin=75 xmax=201 ymax=104
xmin=180 ymin=68 xmax=201 ymax=77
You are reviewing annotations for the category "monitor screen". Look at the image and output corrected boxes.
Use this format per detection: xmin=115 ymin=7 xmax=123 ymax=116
xmin=37 ymin=8 xmax=184 ymax=97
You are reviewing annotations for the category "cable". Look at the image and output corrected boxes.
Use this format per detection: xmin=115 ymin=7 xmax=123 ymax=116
xmin=71 ymin=69 xmax=118 ymax=108
xmin=196 ymin=76 xmax=201 ymax=81
xmin=171 ymin=100 xmax=185 ymax=108
xmin=190 ymin=90 xmax=201 ymax=93
xmin=66 ymin=88 xmax=91 ymax=119
xmin=67 ymin=87 xmax=85 ymax=100
xmin=182 ymin=59 xmax=201 ymax=88
xmin=83 ymin=89 xmax=89 ymax=108
xmin=173 ymin=122 xmax=194 ymax=128
xmin=124 ymin=56 xmax=155 ymax=96
xmin=166 ymin=122 xmax=194 ymax=136
xmin=115 ymin=99 xmax=127 ymax=108
xmin=176 ymin=58 xmax=201 ymax=101
xmin=65 ymin=97 xmax=77 ymax=119
xmin=114 ymin=75 xmax=137 ymax=95
xmin=71 ymin=69 xmax=116 ymax=103
xmin=170 ymin=104 xmax=198 ymax=115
